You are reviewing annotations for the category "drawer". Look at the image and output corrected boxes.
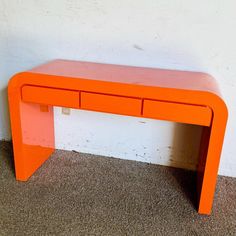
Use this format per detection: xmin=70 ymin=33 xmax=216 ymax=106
xmin=22 ymin=86 xmax=80 ymax=108
xmin=81 ymin=92 xmax=142 ymax=116
xmin=143 ymin=99 xmax=212 ymax=126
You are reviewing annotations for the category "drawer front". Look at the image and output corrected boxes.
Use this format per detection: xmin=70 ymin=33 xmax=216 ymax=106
xmin=81 ymin=92 xmax=142 ymax=116
xmin=143 ymin=99 xmax=212 ymax=126
xmin=22 ymin=86 xmax=80 ymax=108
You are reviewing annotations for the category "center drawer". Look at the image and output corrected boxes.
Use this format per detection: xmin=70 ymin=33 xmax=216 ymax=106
xmin=81 ymin=92 xmax=142 ymax=116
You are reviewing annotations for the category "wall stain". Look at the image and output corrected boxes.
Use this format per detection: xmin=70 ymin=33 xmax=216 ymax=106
xmin=133 ymin=44 xmax=144 ymax=51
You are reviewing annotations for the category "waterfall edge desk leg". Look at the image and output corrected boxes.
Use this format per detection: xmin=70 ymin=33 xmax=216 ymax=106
xmin=8 ymin=84 xmax=55 ymax=181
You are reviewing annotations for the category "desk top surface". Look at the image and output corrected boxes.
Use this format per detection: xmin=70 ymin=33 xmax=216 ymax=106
xmin=29 ymin=59 xmax=220 ymax=95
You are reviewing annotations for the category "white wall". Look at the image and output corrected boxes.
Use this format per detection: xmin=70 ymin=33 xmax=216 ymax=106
xmin=0 ymin=0 xmax=236 ymax=177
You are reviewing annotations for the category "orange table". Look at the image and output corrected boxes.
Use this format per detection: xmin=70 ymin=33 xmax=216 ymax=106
xmin=8 ymin=59 xmax=228 ymax=215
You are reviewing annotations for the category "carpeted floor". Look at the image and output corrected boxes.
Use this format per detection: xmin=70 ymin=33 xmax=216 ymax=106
xmin=0 ymin=141 xmax=235 ymax=235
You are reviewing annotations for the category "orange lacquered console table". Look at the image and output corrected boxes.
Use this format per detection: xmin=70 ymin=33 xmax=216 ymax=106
xmin=8 ymin=59 xmax=228 ymax=215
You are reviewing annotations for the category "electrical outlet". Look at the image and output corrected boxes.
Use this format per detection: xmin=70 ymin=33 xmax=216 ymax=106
xmin=62 ymin=107 xmax=71 ymax=115
xmin=40 ymin=105 xmax=49 ymax=112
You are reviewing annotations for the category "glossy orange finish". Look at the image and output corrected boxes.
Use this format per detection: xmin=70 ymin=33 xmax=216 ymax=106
xmin=143 ymin=99 xmax=212 ymax=126
xmin=22 ymin=86 xmax=80 ymax=108
xmin=81 ymin=92 xmax=142 ymax=116
xmin=8 ymin=59 xmax=228 ymax=215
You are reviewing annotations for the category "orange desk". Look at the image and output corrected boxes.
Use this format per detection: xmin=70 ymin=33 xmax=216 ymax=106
xmin=8 ymin=59 xmax=228 ymax=215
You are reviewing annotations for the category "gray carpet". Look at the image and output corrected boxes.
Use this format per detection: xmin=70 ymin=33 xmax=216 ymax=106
xmin=0 ymin=141 xmax=235 ymax=235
